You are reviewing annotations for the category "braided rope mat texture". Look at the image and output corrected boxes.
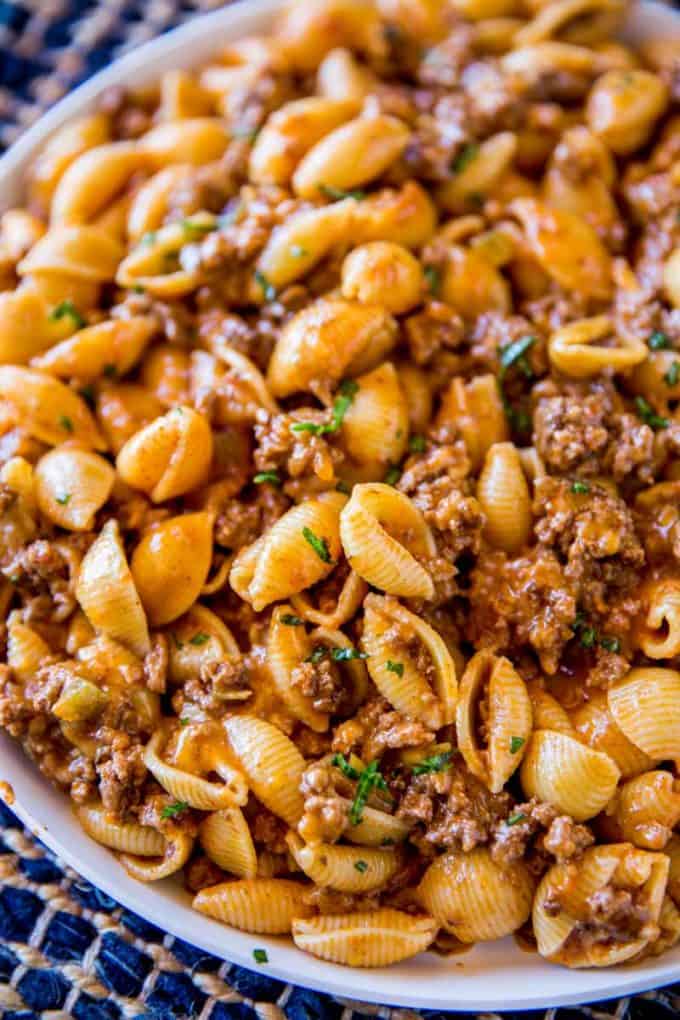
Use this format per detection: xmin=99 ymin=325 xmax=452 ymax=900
xmin=0 ymin=1 xmax=680 ymax=1016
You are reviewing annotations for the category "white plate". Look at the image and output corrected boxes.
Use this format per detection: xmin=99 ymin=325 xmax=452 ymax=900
xmin=1 ymin=0 xmax=679 ymax=1009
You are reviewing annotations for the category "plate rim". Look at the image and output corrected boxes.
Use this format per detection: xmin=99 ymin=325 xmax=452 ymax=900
xmin=1 ymin=0 xmax=680 ymax=1008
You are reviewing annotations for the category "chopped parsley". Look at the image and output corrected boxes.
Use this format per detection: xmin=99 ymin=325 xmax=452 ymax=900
xmin=189 ymin=633 xmax=210 ymax=646
xmin=180 ymin=717 xmax=190 ymax=726
xmin=181 ymin=218 xmax=214 ymax=238
xmin=253 ymin=471 xmax=281 ymax=486
xmin=507 ymin=812 xmax=527 ymax=827
xmin=305 ymin=646 xmax=327 ymax=664
xmin=254 ymin=269 xmax=277 ymax=302
xmin=336 ymin=479 xmax=351 ymax=494
xmin=55 ymin=493 xmax=71 ymax=506
xmin=252 ymin=948 xmax=268 ymax=964
xmin=49 ymin=300 xmax=85 ymax=330
xmin=292 ymin=380 xmax=359 ymax=436
xmin=171 ymin=633 xmax=184 ymax=650
xmin=302 ymin=526 xmax=332 ymax=563
xmin=510 ymin=736 xmax=525 ymax=754
xmin=579 ymin=625 xmax=598 ymax=649
xmin=354 ymin=859 xmax=368 ymax=873
xmin=331 ymin=647 xmax=368 ymax=661
xmin=635 ymin=396 xmax=669 ymax=430
xmin=139 ymin=231 xmax=157 ymax=247
xmin=499 ymin=335 xmax=536 ymax=382
xmin=665 ymin=362 xmax=680 ymax=387
xmin=290 ymin=244 xmax=308 ymax=258
xmin=412 ymin=750 xmax=453 ymax=776
xmin=319 ymin=183 xmax=366 ymax=201
xmin=409 ymin=434 xmax=426 ymax=453
xmin=571 ymin=481 xmax=590 ymax=494
xmin=349 ymin=760 xmax=389 ymax=826
xmin=160 ymin=801 xmax=188 ymax=819
xmin=384 ymin=465 xmax=401 ymax=486
xmin=386 ymin=660 xmax=404 ymax=677
xmin=648 ymin=330 xmax=670 ymax=350
xmin=332 ymin=752 xmax=361 ymax=781
xmin=79 ymin=384 xmax=96 ymax=406
xmin=103 ymin=363 xmax=117 ymax=379
xmin=424 ymin=265 xmax=441 ymax=295
xmin=280 ymin=613 xmax=303 ymax=626
xmin=451 ymin=143 xmax=479 ymax=174
xmin=59 ymin=415 xmax=74 ymax=433
xmin=600 ymin=635 xmax=621 ymax=653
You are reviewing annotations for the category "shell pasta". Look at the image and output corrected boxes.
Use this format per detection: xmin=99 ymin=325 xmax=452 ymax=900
xmin=2 ymin=0 xmax=680 ymax=976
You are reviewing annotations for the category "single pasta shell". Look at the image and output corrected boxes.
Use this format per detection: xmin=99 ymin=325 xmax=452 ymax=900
xmin=345 ymin=804 xmax=411 ymax=847
xmin=199 ymin=808 xmax=257 ymax=879
xmin=477 ymin=442 xmax=531 ymax=553
xmin=76 ymin=519 xmax=150 ymax=657
xmin=340 ymin=483 xmax=435 ymax=599
xmin=140 ymin=118 xmax=231 ymax=166
xmin=362 ymin=593 xmax=457 ymax=728
xmin=418 ymin=847 xmax=534 ymax=942
xmin=341 ymin=362 xmax=408 ymax=467
xmin=6 ymin=611 xmax=52 ymax=684
xmin=49 ymin=142 xmax=146 ymax=224
xmin=616 ymin=771 xmax=680 ymax=849
xmin=194 ymin=879 xmax=313 ymax=933
xmin=287 ymin=833 xmax=402 ymax=893
xmin=0 ymin=365 xmax=106 ymax=450
xmin=230 ymin=493 xmax=344 ymax=612
xmin=520 ymin=729 xmax=620 ymax=821
xmin=637 ymin=579 xmax=680 ymax=659
xmin=0 ymin=289 xmax=55 ymax=364
xmin=256 ymin=199 xmax=356 ymax=288
xmin=31 ymin=316 xmax=156 ymax=380
xmin=130 ymin=512 xmax=213 ymax=626
xmin=116 ymin=406 xmax=213 ymax=503
xmin=121 ymin=833 xmax=194 ymax=882
xmin=35 ymin=448 xmax=115 ymax=531
xmin=457 ymin=650 xmax=532 ymax=793
xmin=18 ymin=225 xmax=125 ymax=281
xmin=292 ymin=910 xmax=438 ymax=967
xmin=608 ymin=668 xmax=680 ymax=762
xmin=77 ymin=803 xmax=165 ymax=856
xmin=570 ymin=689 xmax=652 ymax=779
xmin=267 ymin=605 xmax=329 ymax=732
xmin=223 ymin=715 xmax=305 ymax=826
xmin=527 ymin=682 xmax=574 ymax=735
xmin=143 ymin=730 xmax=247 ymax=810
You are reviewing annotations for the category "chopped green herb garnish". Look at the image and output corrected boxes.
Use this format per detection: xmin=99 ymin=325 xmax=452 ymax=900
xmin=290 ymin=244 xmax=308 ymax=258
xmin=649 ymin=331 xmax=670 ymax=350
xmin=600 ymin=635 xmax=621 ymax=653
xmin=354 ymin=859 xmax=368 ymax=873
xmin=59 ymin=415 xmax=73 ymax=433
xmin=160 ymin=801 xmax=188 ymax=819
xmin=499 ymin=335 xmax=536 ymax=381
xmin=181 ymin=218 xmax=214 ymax=238
xmin=189 ymin=633 xmax=210 ymax=646
xmin=424 ymin=265 xmax=441 ymax=295
xmin=665 ymin=362 xmax=680 ymax=387
xmin=580 ymin=626 xmax=597 ymax=649
xmin=384 ymin=465 xmax=401 ymax=486
xmin=335 ymin=480 xmax=351 ymax=494
xmin=510 ymin=736 xmax=525 ymax=754
xmin=507 ymin=812 xmax=527 ymax=826
xmin=349 ymin=760 xmax=389 ymax=825
xmin=571 ymin=481 xmax=590 ymax=494
xmin=280 ymin=613 xmax=303 ymax=626
xmin=302 ymin=526 xmax=332 ymax=563
xmin=55 ymin=493 xmax=71 ymax=506
xmin=253 ymin=471 xmax=281 ymax=486
xmin=79 ymin=384 xmax=96 ymax=406
xmin=49 ymin=300 xmax=85 ymax=330
xmin=386 ymin=660 xmax=404 ymax=677
xmin=292 ymin=380 xmax=359 ymax=437
xmin=180 ymin=717 xmax=190 ymax=726
xmin=172 ymin=633 xmax=184 ymax=650
xmin=319 ymin=183 xmax=366 ymax=201
xmin=103 ymin=363 xmax=117 ymax=379
xmin=305 ymin=646 xmax=327 ymax=664
xmin=409 ymin=435 xmax=426 ymax=453
xmin=254 ymin=269 xmax=277 ymax=302
xmin=381 ymin=837 xmax=395 ymax=846
xmin=332 ymin=752 xmax=361 ymax=781
xmin=253 ymin=948 xmax=268 ymax=964
xmin=331 ymin=647 xmax=368 ymax=661
xmin=133 ymin=285 xmax=145 ymax=294
xmin=635 ymin=396 xmax=669 ymax=430
xmin=451 ymin=143 xmax=479 ymax=174
xmin=139 ymin=231 xmax=157 ymax=247
xmin=412 ymin=750 xmax=453 ymax=776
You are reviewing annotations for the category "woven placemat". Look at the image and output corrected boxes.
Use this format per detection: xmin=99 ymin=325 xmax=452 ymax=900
xmin=0 ymin=2 xmax=679 ymax=1016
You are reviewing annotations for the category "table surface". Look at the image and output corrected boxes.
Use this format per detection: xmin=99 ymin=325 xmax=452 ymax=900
xmin=0 ymin=1 xmax=679 ymax=1017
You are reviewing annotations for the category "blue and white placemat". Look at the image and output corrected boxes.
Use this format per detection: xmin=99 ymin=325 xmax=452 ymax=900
xmin=1 ymin=1 xmax=680 ymax=1016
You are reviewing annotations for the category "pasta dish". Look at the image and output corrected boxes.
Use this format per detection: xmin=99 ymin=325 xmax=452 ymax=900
xmin=1 ymin=0 xmax=680 ymax=972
